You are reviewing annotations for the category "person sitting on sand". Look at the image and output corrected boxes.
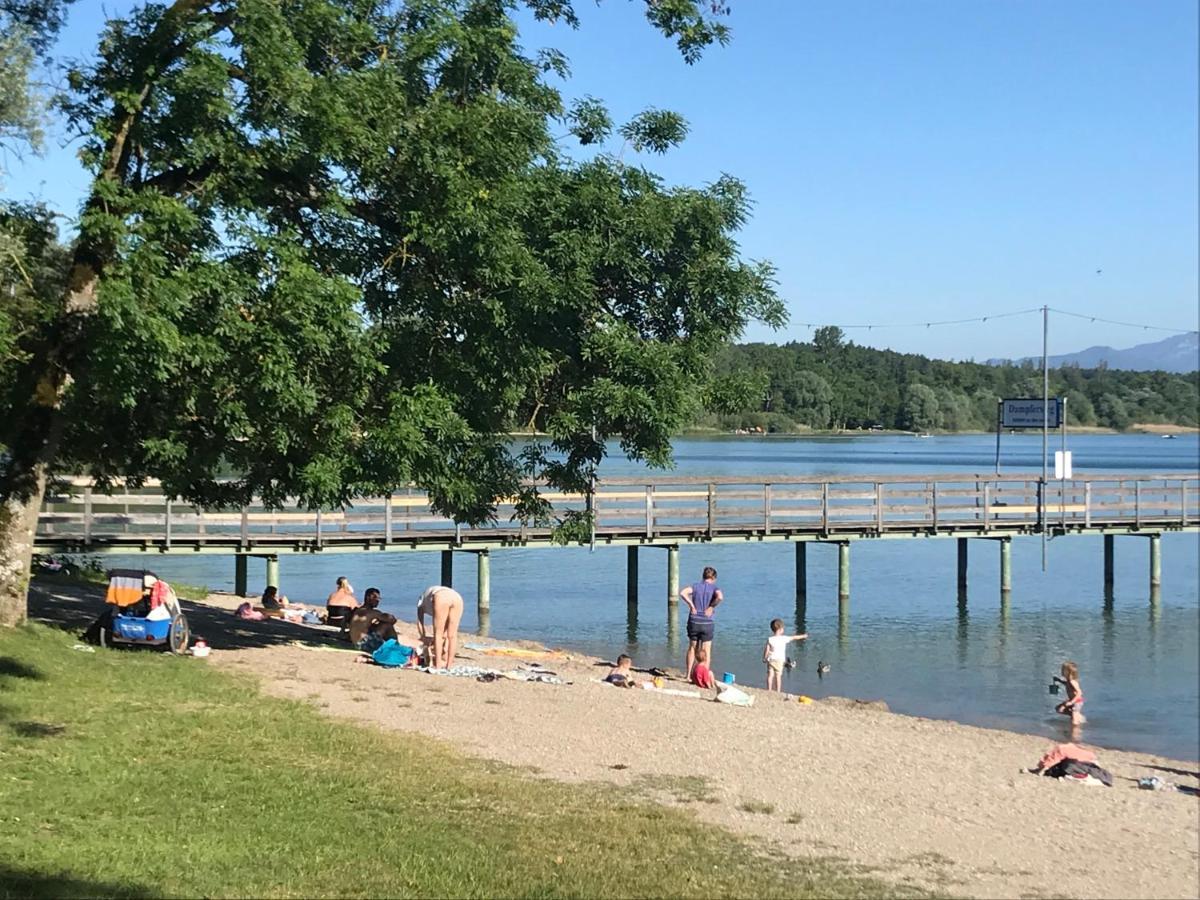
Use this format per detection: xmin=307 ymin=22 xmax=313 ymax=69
xmin=605 ymin=654 xmax=637 ymax=688
xmin=416 ymin=585 xmax=464 ymax=669
xmin=1053 ymin=660 xmax=1086 ymax=726
xmin=348 ymin=588 xmax=397 ymax=653
xmin=326 ymin=576 xmax=359 ymax=628
xmin=690 ymin=647 xmax=716 ymax=689
xmin=763 ymin=618 xmax=807 ymax=692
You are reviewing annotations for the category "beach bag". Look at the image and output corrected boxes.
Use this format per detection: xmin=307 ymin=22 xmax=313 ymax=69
xmin=371 ymin=638 xmax=417 ymax=668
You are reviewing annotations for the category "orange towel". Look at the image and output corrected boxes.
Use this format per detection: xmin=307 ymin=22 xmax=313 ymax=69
xmin=105 ymin=574 xmax=143 ymax=606
xmin=1037 ymin=742 xmax=1097 ymax=772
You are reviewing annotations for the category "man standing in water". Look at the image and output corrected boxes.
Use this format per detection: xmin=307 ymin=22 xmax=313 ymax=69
xmin=680 ymin=566 xmax=723 ymax=679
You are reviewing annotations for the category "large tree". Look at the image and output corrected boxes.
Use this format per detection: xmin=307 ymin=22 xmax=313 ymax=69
xmin=0 ymin=0 xmax=783 ymax=624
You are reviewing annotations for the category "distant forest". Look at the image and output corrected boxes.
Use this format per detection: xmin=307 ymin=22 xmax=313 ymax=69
xmin=698 ymin=328 xmax=1200 ymax=433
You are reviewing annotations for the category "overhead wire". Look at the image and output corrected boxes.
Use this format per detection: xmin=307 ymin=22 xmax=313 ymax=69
xmin=794 ymin=305 xmax=1198 ymax=334
xmin=1046 ymin=307 xmax=1198 ymax=335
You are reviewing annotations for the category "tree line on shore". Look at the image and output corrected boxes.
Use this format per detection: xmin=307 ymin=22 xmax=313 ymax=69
xmin=690 ymin=327 xmax=1200 ymax=433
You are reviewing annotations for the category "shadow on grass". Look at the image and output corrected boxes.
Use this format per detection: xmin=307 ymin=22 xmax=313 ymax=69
xmin=0 ymin=657 xmax=44 ymax=682
xmin=0 ymin=864 xmax=153 ymax=899
xmin=28 ymin=580 xmax=349 ymax=653
xmin=9 ymin=721 xmax=67 ymax=738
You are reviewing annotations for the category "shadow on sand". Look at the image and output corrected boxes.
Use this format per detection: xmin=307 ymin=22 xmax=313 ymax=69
xmin=28 ymin=580 xmax=349 ymax=653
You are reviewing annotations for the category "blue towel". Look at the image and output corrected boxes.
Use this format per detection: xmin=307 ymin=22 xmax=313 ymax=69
xmin=371 ymin=638 xmax=417 ymax=668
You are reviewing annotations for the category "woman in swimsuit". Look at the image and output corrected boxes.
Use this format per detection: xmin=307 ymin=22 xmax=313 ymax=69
xmin=325 ymin=576 xmax=359 ymax=628
xmin=416 ymin=585 xmax=464 ymax=669
xmin=1053 ymin=660 xmax=1086 ymax=726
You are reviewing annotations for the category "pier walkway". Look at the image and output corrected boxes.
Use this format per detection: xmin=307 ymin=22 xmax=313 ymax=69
xmin=35 ymin=472 xmax=1198 ymax=607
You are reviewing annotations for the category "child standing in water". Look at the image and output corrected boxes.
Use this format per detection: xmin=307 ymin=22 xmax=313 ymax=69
xmin=763 ymin=619 xmax=807 ymax=692
xmin=1053 ymin=660 xmax=1086 ymax=725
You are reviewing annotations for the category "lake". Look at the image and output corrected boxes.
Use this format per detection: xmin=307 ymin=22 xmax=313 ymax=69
xmin=103 ymin=432 xmax=1200 ymax=760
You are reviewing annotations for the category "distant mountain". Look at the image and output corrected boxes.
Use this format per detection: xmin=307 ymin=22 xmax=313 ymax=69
xmin=989 ymin=332 xmax=1199 ymax=373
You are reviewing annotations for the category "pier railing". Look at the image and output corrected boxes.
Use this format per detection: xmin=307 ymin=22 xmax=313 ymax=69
xmin=34 ymin=472 xmax=1200 ymax=552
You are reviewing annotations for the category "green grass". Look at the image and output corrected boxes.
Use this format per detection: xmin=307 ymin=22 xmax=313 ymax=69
xmin=737 ymin=800 xmax=777 ymax=816
xmin=632 ymin=774 xmax=720 ymax=805
xmin=0 ymin=624 xmax=911 ymax=899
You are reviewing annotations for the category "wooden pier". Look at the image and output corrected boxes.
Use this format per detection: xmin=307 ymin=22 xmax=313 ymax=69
xmin=35 ymin=472 xmax=1199 ymax=609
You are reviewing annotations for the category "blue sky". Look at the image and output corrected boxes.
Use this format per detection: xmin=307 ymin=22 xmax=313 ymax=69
xmin=6 ymin=0 xmax=1198 ymax=362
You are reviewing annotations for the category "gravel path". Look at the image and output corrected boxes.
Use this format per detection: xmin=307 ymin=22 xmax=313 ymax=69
xmin=32 ymin=585 xmax=1200 ymax=898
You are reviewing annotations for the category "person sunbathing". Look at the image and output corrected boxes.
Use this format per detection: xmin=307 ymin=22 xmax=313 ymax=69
xmin=605 ymin=654 xmax=637 ymax=688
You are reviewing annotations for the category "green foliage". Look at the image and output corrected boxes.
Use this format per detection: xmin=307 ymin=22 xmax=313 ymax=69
xmin=709 ymin=339 xmax=1199 ymax=432
xmin=0 ymin=26 xmax=42 ymax=153
xmin=0 ymin=622 xmax=904 ymax=898
xmin=0 ymin=2 xmax=74 ymax=155
xmin=902 ymin=383 xmax=939 ymax=432
xmin=0 ymin=204 xmax=68 ymax=412
xmin=1 ymin=0 xmax=781 ymax=528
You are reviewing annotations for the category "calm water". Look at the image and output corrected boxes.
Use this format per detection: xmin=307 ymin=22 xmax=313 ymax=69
xmin=107 ymin=433 xmax=1200 ymax=760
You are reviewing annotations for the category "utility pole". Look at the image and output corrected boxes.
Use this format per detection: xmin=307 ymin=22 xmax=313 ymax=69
xmin=1042 ymin=305 xmax=1049 ymax=571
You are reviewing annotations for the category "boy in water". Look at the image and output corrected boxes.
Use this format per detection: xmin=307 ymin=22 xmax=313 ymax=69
xmin=1053 ymin=660 xmax=1086 ymax=725
xmin=763 ymin=618 xmax=807 ymax=692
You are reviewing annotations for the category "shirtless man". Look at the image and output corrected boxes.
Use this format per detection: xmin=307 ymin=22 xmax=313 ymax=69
xmin=416 ymin=585 xmax=465 ymax=669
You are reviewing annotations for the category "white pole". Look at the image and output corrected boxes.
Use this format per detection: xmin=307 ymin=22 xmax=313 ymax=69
xmin=1042 ymin=305 xmax=1049 ymax=571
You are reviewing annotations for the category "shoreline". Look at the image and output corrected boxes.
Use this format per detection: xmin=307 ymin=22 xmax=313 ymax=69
xmin=28 ymin=582 xmax=1200 ymax=899
xmin=510 ymin=424 xmax=1200 ymax=438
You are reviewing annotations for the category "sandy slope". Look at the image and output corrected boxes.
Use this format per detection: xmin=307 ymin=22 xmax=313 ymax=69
xmin=31 ymin=584 xmax=1200 ymax=899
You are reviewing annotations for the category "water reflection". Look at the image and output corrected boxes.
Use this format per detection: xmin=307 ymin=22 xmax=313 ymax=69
xmin=837 ymin=600 xmax=849 ymax=655
xmin=626 ymin=599 xmax=638 ymax=644
xmin=666 ymin=608 xmax=680 ymax=657
xmin=794 ymin=598 xmax=807 ymax=635
xmin=956 ymin=593 xmax=969 ymax=666
xmin=477 ymin=608 xmax=490 ymax=638
xmin=1102 ymin=596 xmax=1115 ymax=664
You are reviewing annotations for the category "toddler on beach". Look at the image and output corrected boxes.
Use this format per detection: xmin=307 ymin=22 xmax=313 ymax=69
xmin=690 ymin=647 xmax=716 ymax=689
xmin=605 ymin=654 xmax=637 ymax=688
xmin=1053 ymin=660 xmax=1086 ymax=725
xmin=763 ymin=619 xmax=807 ymax=692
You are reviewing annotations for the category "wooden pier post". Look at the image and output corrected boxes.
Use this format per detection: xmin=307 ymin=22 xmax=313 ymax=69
xmin=1149 ymin=534 xmax=1161 ymax=592
xmin=795 ymin=541 xmax=807 ymax=610
xmin=957 ymin=538 xmax=968 ymax=593
xmin=667 ymin=545 xmax=680 ymax=611
xmin=837 ymin=541 xmax=850 ymax=601
xmin=999 ymin=538 xmax=1012 ymax=595
xmin=234 ymin=555 xmax=248 ymax=597
xmin=265 ymin=555 xmax=279 ymax=591
xmin=627 ymin=546 xmax=639 ymax=609
xmin=440 ymin=549 xmax=453 ymax=588
xmin=476 ymin=550 xmax=490 ymax=613
xmin=1103 ymin=534 xmax=1115 ymax=596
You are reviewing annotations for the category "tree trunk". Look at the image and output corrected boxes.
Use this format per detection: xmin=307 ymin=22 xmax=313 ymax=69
xmin=0 ymin=301 xmax=94 ymax=626
xmin=0 ymin=475 xmax=48 ymax=626
xmin=0 ymin=0 xmax=214 ymax=626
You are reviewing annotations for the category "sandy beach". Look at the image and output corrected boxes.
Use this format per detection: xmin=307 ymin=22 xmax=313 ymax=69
xmin=31 ymin=583 xmax=1200 ymax=899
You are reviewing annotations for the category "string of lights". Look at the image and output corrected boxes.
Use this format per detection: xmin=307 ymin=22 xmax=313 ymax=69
xmin=795 ymin=305 xmax=1198 ymax=334
xmin=1046 ymin=307 xmax=1198 ymax=335
xmin=794 ymin=307 xmax=1041 ymax=330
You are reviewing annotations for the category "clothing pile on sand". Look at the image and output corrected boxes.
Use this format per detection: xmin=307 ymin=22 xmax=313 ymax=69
xmin=1031 ymin=743 xmax=1112 ymax=787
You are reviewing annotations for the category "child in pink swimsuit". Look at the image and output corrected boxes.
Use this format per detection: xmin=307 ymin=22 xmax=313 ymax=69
xmin=1053 ymin=660 xmax=1086 ymax=726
